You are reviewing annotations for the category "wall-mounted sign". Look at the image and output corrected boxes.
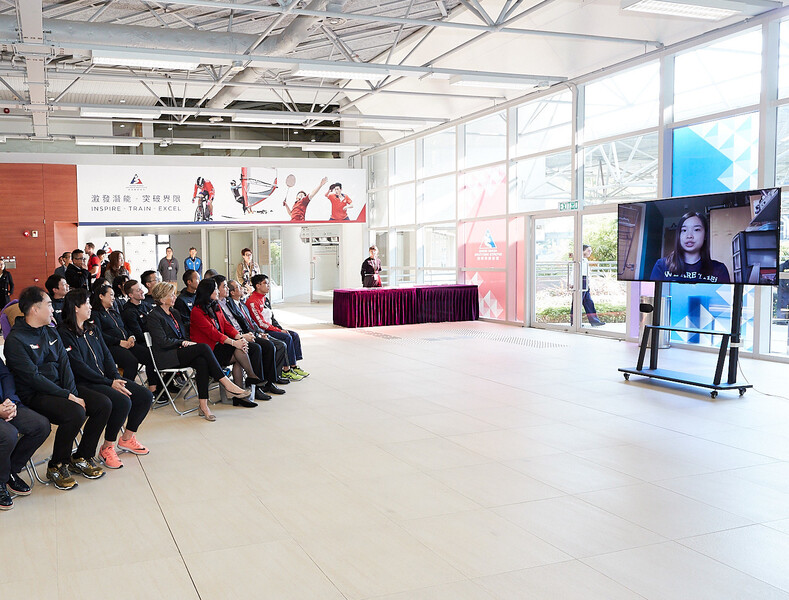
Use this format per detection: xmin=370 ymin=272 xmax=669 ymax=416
xmin=77 ymin=165 xmax=366 ymax=225
xmin=558 ymin=201 xmax=579 ymax=212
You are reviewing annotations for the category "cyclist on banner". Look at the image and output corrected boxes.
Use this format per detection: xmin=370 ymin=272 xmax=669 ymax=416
xmin=193 ymin=177 xmax=214 ymax=221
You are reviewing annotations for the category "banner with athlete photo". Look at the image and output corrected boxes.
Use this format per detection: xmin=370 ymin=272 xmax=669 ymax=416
xmin=77 ymin=165 xmax=366 ymax=225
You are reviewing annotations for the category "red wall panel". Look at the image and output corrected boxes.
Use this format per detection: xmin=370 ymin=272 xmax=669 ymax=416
xmin=0 ymin=164 xmax=78 ymax=299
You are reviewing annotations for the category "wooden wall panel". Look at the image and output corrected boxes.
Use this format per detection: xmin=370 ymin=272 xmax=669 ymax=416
xmin=0 ymin=163 xmax=79 ymax=300
xmin=0 ymin=164 xmax=47 ymax=294
xmin=43 ymin=164 xmax=79 ymax=271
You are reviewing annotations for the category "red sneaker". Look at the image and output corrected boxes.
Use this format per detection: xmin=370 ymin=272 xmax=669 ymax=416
xmin=117 ymin=434 xmax=150 ymax=456
xmin=99 ymin=445 xmax=123 ymax=469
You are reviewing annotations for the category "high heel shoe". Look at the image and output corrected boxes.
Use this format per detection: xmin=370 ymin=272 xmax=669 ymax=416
xmin=198 ymin=409 xmax=217 ymax=422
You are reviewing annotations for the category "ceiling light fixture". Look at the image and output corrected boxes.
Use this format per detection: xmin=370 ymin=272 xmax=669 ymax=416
xmin=80 ymin=107 xmax=162 ymax=119
xmin=294 ymin=63 xmax=389 ymax=82
xmin=357 ymin=119 xmax=425 ymax=128
xmin=75 ymin=138 xmax=142 ymax=147
xmin=449 ymin=74 xmax=545 ymax=90
xmin=621 ymin=0 xmax=779 ymax=20
xmin=92 ymin=50 xmax=200 ymax=71
xmin=200 ymin=140 xmax=264 ymax=150
xmin=299 ymin=143 xmax=360 ymax=152
xmin=232 ymin=113 xmax=306 ymax=124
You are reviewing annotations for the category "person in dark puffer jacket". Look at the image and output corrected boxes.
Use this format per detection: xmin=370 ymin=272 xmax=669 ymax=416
xmin=59 ymin=289 xmax=152 ymax=470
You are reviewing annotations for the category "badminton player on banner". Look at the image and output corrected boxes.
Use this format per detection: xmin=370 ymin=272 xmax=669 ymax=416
xmin=283 ymin=176 xmax=328 ymax=222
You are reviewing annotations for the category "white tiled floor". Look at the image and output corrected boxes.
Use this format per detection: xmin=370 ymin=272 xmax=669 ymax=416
xmin=4 ymin=305 xmax=789 ymax=599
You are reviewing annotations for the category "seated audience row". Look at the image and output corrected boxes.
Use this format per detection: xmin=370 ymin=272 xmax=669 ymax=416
xmin=0 ymin=251 xmax=307 ymax=508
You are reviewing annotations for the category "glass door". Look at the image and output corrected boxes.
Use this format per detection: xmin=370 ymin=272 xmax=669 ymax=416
xmin=579 ymin=212 xmax=628 ymax=335
xmin=228 ymin=229 xmax=255 ymax=281
xmin=533 ymin=215 xmax=575 ymax=329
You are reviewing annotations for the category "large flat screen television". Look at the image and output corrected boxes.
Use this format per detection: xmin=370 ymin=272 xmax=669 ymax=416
xmin=617 ymin=187 xmax=781 ymax=285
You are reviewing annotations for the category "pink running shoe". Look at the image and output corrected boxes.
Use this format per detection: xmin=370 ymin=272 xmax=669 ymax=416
xmin=117 ymin=434 xmax=150 ymax=456
xmin=99 ymin=444 xmax=123 ymax=469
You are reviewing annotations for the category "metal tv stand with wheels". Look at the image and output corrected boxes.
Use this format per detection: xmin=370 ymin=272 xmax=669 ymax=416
xmin=618 ymin=282 xmax=752 ymax=399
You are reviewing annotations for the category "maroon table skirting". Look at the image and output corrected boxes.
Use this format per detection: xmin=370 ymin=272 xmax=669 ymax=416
xmin=333 ymin=285 xmax=479 ymax=328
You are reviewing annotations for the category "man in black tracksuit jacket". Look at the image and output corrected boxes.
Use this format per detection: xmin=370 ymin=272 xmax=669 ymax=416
xmin=3 ymin=287 xmax=110 ymax=489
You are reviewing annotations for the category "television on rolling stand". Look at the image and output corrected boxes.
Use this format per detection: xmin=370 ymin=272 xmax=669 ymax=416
xmin=616 ymin=187 xmax=781 ymax=398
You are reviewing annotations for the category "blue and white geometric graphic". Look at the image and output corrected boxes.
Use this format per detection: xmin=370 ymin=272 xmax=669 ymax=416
xmin=667 ymin=284 xmax=754 ymax=352
xmin=669 ymin=112 xmax=758 ymax=350
xmin=672 ymin=113 xmax=758 ymax=197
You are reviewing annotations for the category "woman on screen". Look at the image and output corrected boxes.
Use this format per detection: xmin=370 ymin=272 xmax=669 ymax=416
xmin=650 ymin=211 xmax=730 ymax=284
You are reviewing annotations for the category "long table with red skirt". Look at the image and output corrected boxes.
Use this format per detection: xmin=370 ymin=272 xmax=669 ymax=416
xmin=332 ymin=284 xmax=479 ymax=328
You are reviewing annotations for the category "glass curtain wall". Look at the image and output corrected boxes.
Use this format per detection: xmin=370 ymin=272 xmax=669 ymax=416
xmin=364 ymin=15 xmax=789 ymax=363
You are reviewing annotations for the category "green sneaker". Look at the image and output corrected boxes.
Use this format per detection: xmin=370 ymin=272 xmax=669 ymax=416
xmin=46 ymin=464 xmax=78 ymax=490
xmin=291 ymin=366 xmax=309 ymax=378
xmin=69 ymin=456 xmax=105 ymax=480
xmin=281 ymin=369 xmax=304 ymax=382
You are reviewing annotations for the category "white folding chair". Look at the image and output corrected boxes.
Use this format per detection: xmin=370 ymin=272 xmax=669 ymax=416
xmin=143 ymin=332 xmax=199 ymax=416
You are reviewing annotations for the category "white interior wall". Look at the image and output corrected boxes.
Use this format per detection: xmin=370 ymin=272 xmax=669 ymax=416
xmin=281 ymin=226 xmax=312 ymax=302
xmin=340 ymin=224 xmax=364 ymax=289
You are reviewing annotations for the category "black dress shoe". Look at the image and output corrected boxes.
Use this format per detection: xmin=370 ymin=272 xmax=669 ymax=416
xmin=245 ymin=377 xmax=265 ymax=387
xmin=264 ymin=382 xmax=286 ymax=395
xmin=276 ymin=377 xmax=290 ymax=385
xmin=7 ymin=472 xmax=31 ymax=496
xmin=232 ymin=396 xmax=258 ymax=408
xmin=0 ymin=484 xmax=12 ymax=510
xmin=254 ymin=388 xmax=272 ymax=401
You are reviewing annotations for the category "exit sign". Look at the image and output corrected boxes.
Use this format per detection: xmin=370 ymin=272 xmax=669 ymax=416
xmin=559 ymin=201 xmax=579 ymax=211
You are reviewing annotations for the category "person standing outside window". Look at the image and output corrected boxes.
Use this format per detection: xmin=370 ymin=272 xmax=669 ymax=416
xmin=184 ymin=247 xmax=202 ymax=276
xmin=581 ymin=245 xmax=605 ymax=327
xmin=157 ymin=247 xmax=179 ymax=283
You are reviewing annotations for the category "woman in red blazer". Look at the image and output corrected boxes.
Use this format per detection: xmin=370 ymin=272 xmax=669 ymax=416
xmin=190 ymin=278 xmax=262 ymax=408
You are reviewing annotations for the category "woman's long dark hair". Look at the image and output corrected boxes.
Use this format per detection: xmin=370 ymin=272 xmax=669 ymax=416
xmin=90 ymin=283 xmax=113 ymax=313
xmin=194 ymin=278 xmax=219 ymax=320
xmin=61 ymin=288 xmax=93 ymax=335
xmin=113 ymin=275 xmax=129 ymax=299
xmin=664 ymin=211 xmax=712 ymax=275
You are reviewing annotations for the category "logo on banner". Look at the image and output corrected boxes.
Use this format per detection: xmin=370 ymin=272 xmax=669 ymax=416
xmin=479 ymin=230 xmax=496 ymax=251
xmin=130 ymin=174 xmax=143 ymax=185
xmin=474 ymin=229 xmax=503 ymax=264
